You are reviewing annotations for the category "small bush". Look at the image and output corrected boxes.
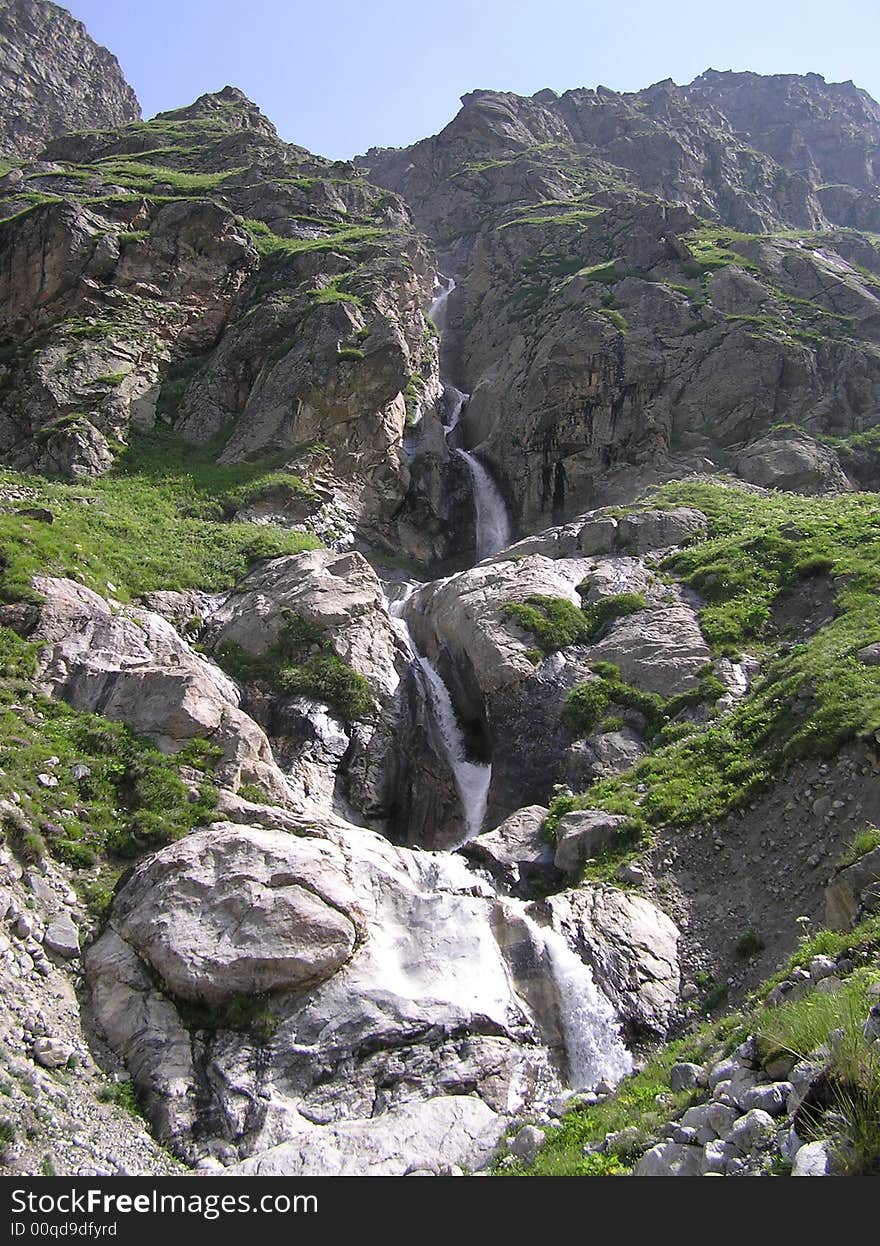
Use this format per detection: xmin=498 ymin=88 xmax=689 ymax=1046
xmin=735 ymin=931 xmax=766 ymax=960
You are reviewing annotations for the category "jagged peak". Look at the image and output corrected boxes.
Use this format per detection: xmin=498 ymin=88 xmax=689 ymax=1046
xmin=153 ymin=85 xmax=279 ymax=139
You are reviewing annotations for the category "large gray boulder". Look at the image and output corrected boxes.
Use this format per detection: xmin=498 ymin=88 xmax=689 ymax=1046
xmin=554 ymin=810 xmax=630 ymax=873
xmin=546 ymin=885 xmax=680 ymax=1036
xmin=30 ymin=576 xmax=289 ymax=800
xmin=736 ymin=431 xmax=852 ymax=494
xmin=105 ymin=826 xmax=363 ymax=1003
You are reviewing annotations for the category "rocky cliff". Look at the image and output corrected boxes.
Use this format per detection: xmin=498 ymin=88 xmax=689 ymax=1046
xmin=0 ymin=6 xmax=879 ymax=1181
xmin=0 ymin=0 xmax=140 ymax=159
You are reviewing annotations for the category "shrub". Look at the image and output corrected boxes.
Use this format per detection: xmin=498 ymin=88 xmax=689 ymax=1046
xmin=735 ymin=931 xmax=766 ymax=960
xmin=216 ymin=611 xmax=374 ymax=723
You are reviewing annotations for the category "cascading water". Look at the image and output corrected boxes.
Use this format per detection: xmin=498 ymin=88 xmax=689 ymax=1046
xmin=539 ymin=924 xmax=633 ymax=1090
xmin=389 ymin=588 xmax=491 ymax=842
xmin=385 ymin=273 xmax=633 ymax=1089
xmin=456 ymin=448 xmax=512 ymax=561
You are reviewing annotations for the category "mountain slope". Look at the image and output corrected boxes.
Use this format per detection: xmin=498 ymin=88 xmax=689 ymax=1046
xmin=0 ymin=0 xmax=140 ymax=159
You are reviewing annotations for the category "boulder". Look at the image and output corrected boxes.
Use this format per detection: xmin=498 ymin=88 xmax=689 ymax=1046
xmin=224 ymin=1097 xmax=506 ymax=1177
xmin=588 ymin=605 xmax=711 ymax=695
xmin=633 ymin=1142 xmax=702 ymax=1177
xmin=546 ymin=885 xmax=680 ymax=1036
xmin=103 ymin=825 xmax=362 ymax=1003
xmin=669 ymin=1062 xmax=706 ymax=1093
xmin=554 ymin=810 xmax=630 ymax=873
xmin=33 ymin=1037 xmax=74 ymax=1069
xmin=463 ymin=805 xmax=557 ymax=891
xmin=30 ymin=576 xmax=289 ymax=800
xmin=678 ymin=1102 xmax=739 ymax=1144
xmin=43 ymin=912 xmax=80 ymax=959
xmin=85 ymin=818 xmax=576 ymax=1167
xmin=726 ymin=1109 xmax=777 ymax=1154
xmin=792 ymin=1140 xmax=837 ymax=1176
xmin=736 ymin=432 xmax=852 ymax=495
xmin=617 ymin=508 xmax=708 ymax=553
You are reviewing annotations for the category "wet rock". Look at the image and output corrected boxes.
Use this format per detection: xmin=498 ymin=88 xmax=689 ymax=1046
xmin=546 ymin=885 xmax=680 ymax=1036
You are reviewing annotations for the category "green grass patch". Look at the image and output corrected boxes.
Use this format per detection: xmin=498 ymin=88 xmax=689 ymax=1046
xmin=215 ymin=611 xmax=373 ymax=723
xmin=501 ymin=592 xmax=647 ymax=656
xmin=547 ymin=482 xmax=880 ymax=841
xmin=0 ymin=628 xmax=220 ymax=866
xmin=0 ymin=426 xmax=320 ymax=605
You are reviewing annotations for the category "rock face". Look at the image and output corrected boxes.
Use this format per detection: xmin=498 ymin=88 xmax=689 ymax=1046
xmin=363 ymin=74 xmax=880 ymax=533
xmin=24 ymin=575 xmax=291 ymax=801
xmin=0 ymin=84 xmax=439 ymax=550
xmin=84 ymin=819 xmax=671 ymax=1172
xmin=0 ymin=0 xmax=140 ymax=159
xmin=405 ymin=506 xmax=718 ymax=824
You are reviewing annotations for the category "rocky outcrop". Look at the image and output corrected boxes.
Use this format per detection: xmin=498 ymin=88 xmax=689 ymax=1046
xmin=85 ymin=818 xmax=665 ymax=1172
xmin=0 ymin=85 xmax=439 ymax=546
xmin=0 ymin=0 xmax=140 ymax=159
xmin=362 ymin=76 xmax=880 ymax=533
xmin=545 ymin=886 xmax=681 ymax=1037
xmin=20 ymin=576 xmax=290 ymax=800
xmin=405 ymin=508 xmax=719 ymax=823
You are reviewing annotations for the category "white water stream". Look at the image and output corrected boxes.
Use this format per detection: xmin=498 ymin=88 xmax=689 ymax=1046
xmin=389 ymin=587 xmax=491 ymax=842
xmin=456 ymin=448 xmax=513 ymax=561
xmin=538 ymin=923 xmax=633 ymax=1089
xmin=385 ymin=274 xmax=632 ymax=1091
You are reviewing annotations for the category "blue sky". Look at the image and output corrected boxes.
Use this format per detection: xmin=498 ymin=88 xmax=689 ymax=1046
xmin=64 ymin=0 xmax=880 ymax=160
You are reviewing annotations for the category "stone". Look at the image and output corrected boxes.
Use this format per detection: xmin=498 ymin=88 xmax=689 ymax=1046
xmin=462 ymin=805 xmax=556 ymax=891
xmin=509 ymin=1125 xmax=546 ymax=1166
xmin=222 ymin=1097 xmax=506 ymax=1177
xmin=726 ymin=1109 xmax=777 ymax=1154
xmin=617 ymin=508 xmax=708 ymax=553
xmin=701 ymin=1139 xmax=736 ymax=1175
xmin=856 ymin=644 xmax=880 ymax=665
xmin=33 ymin=1037 xmax=74 ymax=1069
xmin=554 ymin=810 xmax=630 ymax=873
xmin=546 ymin=885 xmax=680 ymax=1035
xmin=669 ymin=1062 xmax=706 ymax=1092
xmin=791 ymin=1140 xmax=837 ymax=1176
xmin=736 ymin=431 xmax=852 ymax=495
xmin=615 ymin=862 xmax=647 ymax=886
xmin=633 ymin=1142 xmax=702 ymax=1177
xmin=104 ymin=825 xmax=362 ymax=1003
xmin=809 ymin=955 xmax=837 ymax=981
xmin=678 ymin=1102 xmax=739 ymax=1144
xmin=740 ymin=1082 xmax=792 ymax=1116
xmin=864 ymin=1004 xmax=880 ymax=1041
xmin=43 ymin=913 xmax=80 ymax=959
xmin=707 ymin=1057 xmax=740 ymax=1090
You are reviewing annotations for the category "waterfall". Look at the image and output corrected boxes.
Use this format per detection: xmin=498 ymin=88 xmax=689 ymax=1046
xmin=429 ymin=273 xmax=455 ymax=334
xmin=539 ymin=924 xmax=633 ymax=1090
xmin=414 ymin=654 xmax=491 ymax=841
xmin=389 ymin=589 xmax=491 ymax=841
xmin=457 ymin=449 xmax=512 ymax=561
